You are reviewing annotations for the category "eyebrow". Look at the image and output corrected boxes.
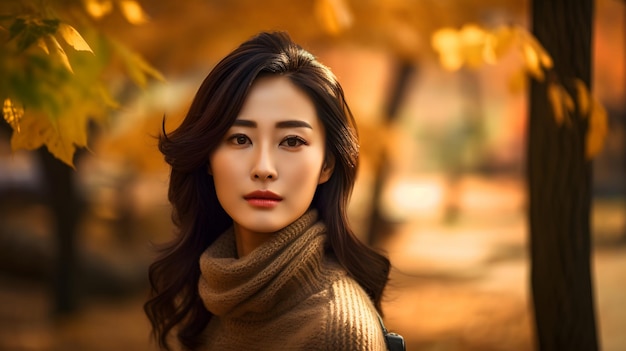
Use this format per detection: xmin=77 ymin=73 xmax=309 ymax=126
xmin=232 ymin=119 xmax=313 ymax=129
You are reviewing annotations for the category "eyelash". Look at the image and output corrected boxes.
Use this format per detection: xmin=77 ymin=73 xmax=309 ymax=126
xmin=280 ymin=136 xmax=307 ymax=147
xmin=226 ymin=134 xmax=308 ymax=147
xmin=228 ymin=134 xmax=251 ymax=145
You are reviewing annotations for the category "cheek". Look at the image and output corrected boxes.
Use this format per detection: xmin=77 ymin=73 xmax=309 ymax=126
xmin=210 ymin=154 xmax=239 ymax=193
xmin=285 ymin=154 xmax=325 ymax=188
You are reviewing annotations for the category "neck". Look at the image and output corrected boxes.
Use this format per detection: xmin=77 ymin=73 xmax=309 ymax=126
xmin=234 ymin=225 xmax=275 ymax=257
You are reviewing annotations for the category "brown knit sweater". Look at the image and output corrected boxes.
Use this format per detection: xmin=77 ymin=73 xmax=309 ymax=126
xmin=197 ymin=210 xmax=387 ymax=351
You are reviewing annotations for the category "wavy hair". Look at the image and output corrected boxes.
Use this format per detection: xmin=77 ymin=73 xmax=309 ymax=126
xmin=144 ymin=31 xmax=390 ymax=350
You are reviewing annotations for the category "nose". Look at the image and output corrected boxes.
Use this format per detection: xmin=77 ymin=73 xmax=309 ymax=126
xmin=250 ymin=145 xmax=277 ymax=181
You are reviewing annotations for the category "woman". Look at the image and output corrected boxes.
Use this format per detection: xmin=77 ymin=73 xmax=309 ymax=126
xmin=145 ymin=31 xmax=392 ymax=350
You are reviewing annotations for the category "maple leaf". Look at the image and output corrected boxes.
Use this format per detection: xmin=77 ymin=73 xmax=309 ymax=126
xmin=10 ymin=112 xmax=77 ymax=167
xmin=57 ymin=23 xmax=93 ymax=53
xmin=586 ymin=97 xmax=608 ymax=159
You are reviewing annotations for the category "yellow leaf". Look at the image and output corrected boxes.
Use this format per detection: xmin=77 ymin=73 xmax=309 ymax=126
xmin=57 ymin=23 xmax=93 ymax=53
xmin=517 ymin=28 xmax=553 ymax=69
xmin=586 ymin=98 xmax=608 ymax=159
xmin=36 ymin=37 xmax=49 ymax=54
xmin=530 ymin=38 xmax=553 ymax=69
xmin=85 ymin=0 xmax=113 ymax=19
xmin=314 ymin=0 xmax=353 ymax=35
xmin=548 ymin=82 xmax=573 ymax=126
xmin=9 ymin=106 xmax=97 ymax=168
xmin=432 ymin=28 xmax=459 ymax=53
xmin=119 ymin=0 xmax=150 ymax=25
xmin=441 ymin=54 xmax=464 ymax=71
xmin=483 ymin=25 xmax=515 ymax=64
xmin=459 ymin=24 xmax=487 ymax=68
xmin=3 ymin=98 xmax=24 ymax=133
xmin=432 ymin=28 xmax=463 ymax=71
xmin=538 ymin=49 xmax=553 ymax=69
xmin=482 ymin=37 xmax=498 ymax=64
xmin=522 ymin=43 xmax=544 ymax=81
xmin=573 ymin=78 xmax=591 ymax=116
xmin=459 ymin=24 xmax=485 ymax=44
xmin=10 ymin=113 xmax=77 ymax=167
xmin=46 ymin=35 xmax=73 ymax=73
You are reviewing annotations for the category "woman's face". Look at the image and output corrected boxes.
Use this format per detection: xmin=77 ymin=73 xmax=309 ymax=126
xmin=209 ymin=76 xmax=333 ymax=238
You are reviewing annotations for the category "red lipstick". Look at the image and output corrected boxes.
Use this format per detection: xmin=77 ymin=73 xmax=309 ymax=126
xmin=243 ymin=190 xmax=282 ymax=208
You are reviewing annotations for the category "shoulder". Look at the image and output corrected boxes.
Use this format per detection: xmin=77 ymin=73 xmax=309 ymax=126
xmin=319 ymin=266 xmax=388 ymax=351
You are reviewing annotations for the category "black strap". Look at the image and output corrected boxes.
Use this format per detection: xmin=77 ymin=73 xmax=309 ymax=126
xmin=376 ymin=313 xmax=406 ymax=351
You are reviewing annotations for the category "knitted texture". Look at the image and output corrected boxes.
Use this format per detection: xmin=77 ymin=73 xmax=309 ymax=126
xmin=198 ymin=210 xmax=387 ymax=350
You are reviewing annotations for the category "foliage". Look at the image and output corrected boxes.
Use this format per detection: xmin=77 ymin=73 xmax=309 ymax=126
xmin=314 ymin=0 xmax=352 ymax=35
xmin=0 ymin=0 xmax=163 ymax=167
xmin=431 ymin=24 xmax=607 ymax=159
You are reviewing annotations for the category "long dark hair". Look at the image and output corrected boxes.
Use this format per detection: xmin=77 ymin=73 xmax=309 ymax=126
xmin=145 ymin=31 xmax=390 ymax=351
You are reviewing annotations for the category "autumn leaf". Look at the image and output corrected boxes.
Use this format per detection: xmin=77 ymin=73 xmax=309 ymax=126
xmin=518 ymin=28 xmax=553 ymax=70
xmin=514 ymin=27 xmax=554 ymax=81
xmin=531 ymin=39 xmax=553 ymax=69
xmin=45 ymin=35 xmax=74 ymax=73
xmin=8 ymin=17 xmax=60 ymax=52
xmin=573 ymin=78 xmax=591 ymax=116
xmin=84 ymin=0 xmax=114 ymax=19
xmin=314 ymin=0 xmax=353 ymax=35
xmin=459 ymin=24 xmax=487 ymax=68
xmin=483 ymin=25 xmax=515 ymax=64
xmin=57 ymin=23 xmax=93 ymax=53
xmin=10 ymin=112 xmax=77 ymax=167
xmin=548 ymin=82 xmax=574 ymax=126
xmin=522 ymin=43 xmax=544 ymax=81
xmin=119 ymin=0 xmax=150 ymax=25
xmin=2 ymin=1 xmax=159 ymax=167
xmin=9 ymin=94 xmax=102 ymax=167
xmin=432 ymin=27 xmax=463 ymax=71
xmin=36 ymin=37 xmax=49 ymax=54
xmin=3 ymin=98 xmax=24 ymax=133
xmin=586 ymin=98 xmax=608 ymax=159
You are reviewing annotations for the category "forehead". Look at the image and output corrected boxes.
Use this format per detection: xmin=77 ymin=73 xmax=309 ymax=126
xmin=236 ymin=76 xmax=320 ymax=126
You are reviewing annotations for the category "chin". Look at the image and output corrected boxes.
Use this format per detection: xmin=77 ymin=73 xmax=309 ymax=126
xmin=234 ymin=217 xmax=285 ymax=233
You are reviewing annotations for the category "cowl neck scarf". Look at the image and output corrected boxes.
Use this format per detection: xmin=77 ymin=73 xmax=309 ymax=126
xmin=198 ymin=210 xmax=327 ymax=319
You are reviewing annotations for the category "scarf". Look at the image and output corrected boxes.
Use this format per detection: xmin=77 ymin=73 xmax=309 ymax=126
xmin=197 ymin=210 xmax=387 ymax=350
xmin=198 ymin=210 xmax=326 ymax=319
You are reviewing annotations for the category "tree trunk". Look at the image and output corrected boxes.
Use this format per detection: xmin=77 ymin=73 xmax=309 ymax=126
xmin=528 ymin=0 xmax=599 ymax=350
xmin=38 ymin=149 xmax=80 ymax=315
xmin=366 ymin=60 xmax=415 ymax=245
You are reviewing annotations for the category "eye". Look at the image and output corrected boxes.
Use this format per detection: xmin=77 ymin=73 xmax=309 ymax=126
xmin=280 ymin=136 xmax=307 ymax=148
xmin=227 ymin=134 xmax=251 ymax=145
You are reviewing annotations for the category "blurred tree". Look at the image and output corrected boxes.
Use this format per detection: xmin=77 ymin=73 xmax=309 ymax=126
xmin=432 ymin=11 xmax=607 ymax=349
xmin=1 ymin=0 xmax=161 ymax=314
xmin=528 ymin=0 xmax=599 ymax=350
xmin=366 ymin=59 xmax=416 ymax=245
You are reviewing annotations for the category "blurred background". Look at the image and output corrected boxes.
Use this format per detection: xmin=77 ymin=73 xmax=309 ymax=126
xmin=0 ymin=0 xmax=624 ymax=350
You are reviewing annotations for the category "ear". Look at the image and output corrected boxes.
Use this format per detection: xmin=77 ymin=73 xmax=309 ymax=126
xmin=207 ymin=163 xmax=213 ymax=176
xmin=318 ymin=154 xmax=335 ymax=184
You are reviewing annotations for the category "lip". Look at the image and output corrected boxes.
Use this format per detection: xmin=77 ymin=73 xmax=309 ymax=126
xmin=243 ymin=190 xmax=283 ymax=208
xmin=244 ymin=190 xmax=282 ymax=200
